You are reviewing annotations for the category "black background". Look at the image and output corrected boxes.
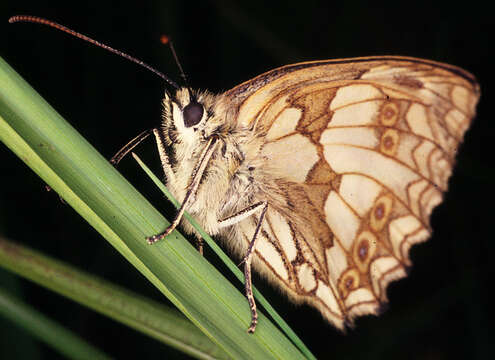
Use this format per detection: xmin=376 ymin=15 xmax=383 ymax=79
xmin=0 ymin=1 xmax=492 ymax=359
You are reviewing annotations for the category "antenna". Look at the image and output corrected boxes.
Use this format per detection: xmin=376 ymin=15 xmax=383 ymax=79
xmin=9 ymin=15 xmax=180 ymax=90
xmin=160 ymin=34 xmax=194 ymax=99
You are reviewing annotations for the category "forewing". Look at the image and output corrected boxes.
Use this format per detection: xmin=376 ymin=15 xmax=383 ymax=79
xmin=228 ymin=57 xmax=479 ymax=328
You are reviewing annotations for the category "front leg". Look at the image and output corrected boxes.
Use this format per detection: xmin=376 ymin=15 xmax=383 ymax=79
xmin=110 ymin=129 xmax=153 ymax=165
xmin=147 ymin=136 xmax=219 ymax=244
xmin=218 ymin=201 xmax=268 ymax=333
xmin=152 ymin=128 xmax=176 ymax=185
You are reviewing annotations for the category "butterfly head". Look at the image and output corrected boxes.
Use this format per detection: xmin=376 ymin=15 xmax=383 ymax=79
xmin=161 ymin=87 xmax=232 ymax=156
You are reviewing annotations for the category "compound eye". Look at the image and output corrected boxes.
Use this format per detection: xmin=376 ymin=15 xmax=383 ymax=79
xmin=182 ymin=101 xmax=204 ymax=127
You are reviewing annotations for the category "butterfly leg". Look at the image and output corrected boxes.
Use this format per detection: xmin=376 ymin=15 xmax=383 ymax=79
xmin=218 ymin=202 xmax=268 ymax=228
xmin=147 ymin=136 xmax=219 ymax=244
xmin=196 ymin=237 xmax=204 ymax=256
xmin=219 ymin=201 xmax=268 ymax=333
xmin=152 ymin=128 xmax=176 ymax=184
xmin=110 ymin=129 xmax=153 ymax=165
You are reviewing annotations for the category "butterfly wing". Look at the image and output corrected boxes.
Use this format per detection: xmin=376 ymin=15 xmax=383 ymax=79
xmin=225 ymin=56 xmax=479 ymax=328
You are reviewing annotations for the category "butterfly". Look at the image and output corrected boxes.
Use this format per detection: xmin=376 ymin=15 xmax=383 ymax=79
xmin=11 ymin=16 xmax=480 ymax=333
xmin=145 ymin=56 xmax=479 ymax=332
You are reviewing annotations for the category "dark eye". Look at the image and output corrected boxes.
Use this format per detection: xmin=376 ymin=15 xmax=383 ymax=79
xmin=182 ymin=101 xmax=204 ymax=128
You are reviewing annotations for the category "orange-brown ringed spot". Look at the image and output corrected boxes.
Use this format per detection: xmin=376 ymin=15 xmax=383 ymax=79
xmin=353 ymin=231 xmax=378 ymax=272
xmin=370 ymin=195 xmax=393 ymax=232
xmin=380 ymin=128 xmax=400 ymax=156
xmin=338 ymin=268 xmax=360 ymax=299
xmin=380 ymin=102 xmax=399 ymax=126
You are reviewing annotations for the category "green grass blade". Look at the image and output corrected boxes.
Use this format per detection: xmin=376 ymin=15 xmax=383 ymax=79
xmin=132 ymin=153 xmax=317 ymax=360
xmin=0 ymin=236 xmax=229 ymax=360
xmin=0 ymin=55 xmax=305 ymax=359
xmin=0 ymin=287 xmax=112 ymax=360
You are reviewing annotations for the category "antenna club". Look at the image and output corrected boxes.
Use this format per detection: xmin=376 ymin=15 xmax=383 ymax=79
xmin=9 ymin=15 xmax=43 ymax=24
xmin=160 ymin=35 xmax=170 ymax=45
xmin=8 ymin=15 xmax=24 ymax=23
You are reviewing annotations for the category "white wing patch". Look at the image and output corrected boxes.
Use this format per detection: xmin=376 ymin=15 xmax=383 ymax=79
xmin=265 ymin=210 xmax=298 ymax=262
xmin=329 ymin=101 xmax=381 ymax=127
xmin=325 ymin=243 xmax=349 ymax=287
xmin=406 ymin=103 xmax=434 ymax=140
xmin=266 ymin=108 xmax=301 ymax=141
xmin=330 ymin=84 xmax=384 ymax=109
xmin=339 ymin=174 xmax=382 ymax=217
xmin=315 ymin=280 xmax=344 ymax=325
xmin=297 ymin=263 xmax=317 ymax=291
xmin=320 ymin=127 xmax=379 ymax=148
xmin=261 ymin=133 xmax=318 ymax=182
xmin=255 ymin=233 xmax=289 ymax=281
xmin=324 ymin=191 xmax=360 ymax=251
